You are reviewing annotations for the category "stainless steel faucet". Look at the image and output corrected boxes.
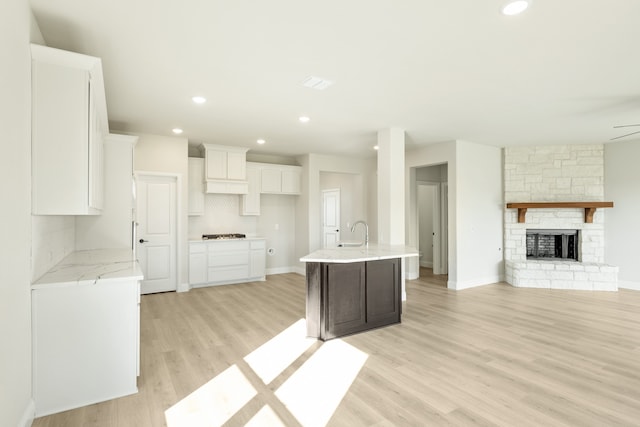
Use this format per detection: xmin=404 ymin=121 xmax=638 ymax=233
xmin=350 ymin=220 xmax=369 ymax=246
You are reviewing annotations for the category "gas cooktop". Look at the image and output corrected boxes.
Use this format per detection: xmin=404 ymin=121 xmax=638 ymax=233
xmin=202 ymin=233 xmax=246 ymax=240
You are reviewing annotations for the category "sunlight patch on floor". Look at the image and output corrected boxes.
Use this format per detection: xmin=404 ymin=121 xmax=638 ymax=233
xmin=244 ymin=318 xmax=316 ymax=385
xmin=245 ymin=405 xmax=286 ymax=427
xmin=164 ymin=364 xmax=256 ymax=427
xmin=275 ymin=339 xmax=368 ymax=427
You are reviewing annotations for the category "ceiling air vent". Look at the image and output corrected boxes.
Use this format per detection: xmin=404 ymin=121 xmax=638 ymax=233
xmin=301 ymin=76 xmax=334 ymax=90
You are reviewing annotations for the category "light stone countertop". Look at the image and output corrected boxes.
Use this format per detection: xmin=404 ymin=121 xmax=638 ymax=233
xmin=300 ymin=243 xmax=418 ymax=263
xmin=188 ymin=236 xmax=266 ymax=243
xmin=32 ymin=248 xmax=143 ymax=289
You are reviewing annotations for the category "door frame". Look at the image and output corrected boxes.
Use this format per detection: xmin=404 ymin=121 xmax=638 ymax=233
xmin=134 ymin=171 xmax=184 ymax=293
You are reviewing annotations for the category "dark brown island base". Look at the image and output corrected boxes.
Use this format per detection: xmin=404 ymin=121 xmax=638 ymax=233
xmin=300 ymin=244 xmax=418 ymax=341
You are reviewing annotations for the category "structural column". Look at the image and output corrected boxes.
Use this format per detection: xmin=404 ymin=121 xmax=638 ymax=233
xmin=377 ymin=128 xmax=405 ymax=245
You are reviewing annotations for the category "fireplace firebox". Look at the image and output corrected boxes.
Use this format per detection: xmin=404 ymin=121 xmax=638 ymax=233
xmin=526 ymin=229 xmax=579 ymax=261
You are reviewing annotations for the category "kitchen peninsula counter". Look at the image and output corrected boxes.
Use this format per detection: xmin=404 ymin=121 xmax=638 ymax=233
xmin=300 ymin=243 xmax=418 ymax=263
xmin=300 ymin=244 xmax=418 ymax=341
xmin=32 ymin=248 xmax=143 ymax=289
xmin=31 ymin=248 xmax=142 ymax=416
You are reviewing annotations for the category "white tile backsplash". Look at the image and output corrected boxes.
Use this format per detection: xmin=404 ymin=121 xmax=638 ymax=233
xmin=31 ymin=215 xmax=75 ymax=281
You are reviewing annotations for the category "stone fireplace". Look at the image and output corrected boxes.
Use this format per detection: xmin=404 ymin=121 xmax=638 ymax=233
xmin=503 ymin=145 xmax=618 ymax=291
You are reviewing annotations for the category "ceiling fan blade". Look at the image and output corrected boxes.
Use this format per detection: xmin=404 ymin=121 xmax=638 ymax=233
xmin=610 ymin=130 xmax=640 ymax=140
xmin=613 ymin=124 xmax=640 ymax=128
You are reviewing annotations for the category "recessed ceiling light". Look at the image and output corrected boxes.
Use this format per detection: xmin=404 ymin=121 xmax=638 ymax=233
xmin=373 ymin=145 xmax=379 ymax=150
xmin=172 ymin=128 xmax=183 ymax=134
xmin=502 ymin=0 xmax=529 ymax=15
xmin=192 ymin=96 xmax=206 ymax=104
xmin=299 ymin=116 xmax=310 ymax=123
xmin=301 ymin=76 xmax=334 ymax=90
xmin=257 ymin=139 xmax=266 ymax=145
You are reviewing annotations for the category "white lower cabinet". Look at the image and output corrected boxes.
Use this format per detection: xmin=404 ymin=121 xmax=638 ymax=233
xmin=189 ymin=239 xmax=266 ymax=287
xmin=250 ymin=240 xmax=267 ymax=277
xmin=188 ymin=242 xmax=207 ymax=284
xmin=32 ymin=278 xmax=140 ymax=416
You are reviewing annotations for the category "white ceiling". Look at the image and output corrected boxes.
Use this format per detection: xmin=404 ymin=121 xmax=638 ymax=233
xmin=30 ymin=0 xmax=640 ymax=158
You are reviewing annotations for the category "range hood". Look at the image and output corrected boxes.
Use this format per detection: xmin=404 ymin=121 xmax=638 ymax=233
xmin=200 ymin=143 xmax=249 ymax=194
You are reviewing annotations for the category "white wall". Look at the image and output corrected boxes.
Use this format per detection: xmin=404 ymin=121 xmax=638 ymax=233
xmin=0 ymin=4 xmax=37 ymax=426
xmin=406 ymin=140 xmax=503 ymax=290
xmin=296 ymin=153 xmax=377 ymax=271
xmin=320 ymin=172 xmax=366 ymax=242
xmin=257 ymin=195 xmax=297 ymax=273
xmin=134 ymin=133 xmax=190 ymax=289
xmin=455 ymin=140 xmax=503 ymax=289
xmin=605 ymin=140 xmax=640 ymax=290
xmin=31 ymin=216 xmax=75 ymax=281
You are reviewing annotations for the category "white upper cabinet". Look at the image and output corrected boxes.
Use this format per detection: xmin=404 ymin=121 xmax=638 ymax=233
xmin=188 ymin=157 xmax=205 ymax=216
xmin=31 ymin=44 xmax=108 ymax=215
xmin=260 ymin=164 xmax=302 ymax=195
xmin=281 ymin=168 xmax=302 ymax=194
xmin=240 ymin=163 xmax=261 ymax=216
xmin=200 ymin=144 xmax=249 ymax=194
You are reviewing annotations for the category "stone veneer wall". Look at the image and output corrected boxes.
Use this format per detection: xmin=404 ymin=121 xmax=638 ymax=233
xmin=503 ymin=144 xmax=618 ymax=290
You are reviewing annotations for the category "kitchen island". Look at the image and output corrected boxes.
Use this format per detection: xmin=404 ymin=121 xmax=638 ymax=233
xmin=300 ymin=244 xmax=418 ymax=341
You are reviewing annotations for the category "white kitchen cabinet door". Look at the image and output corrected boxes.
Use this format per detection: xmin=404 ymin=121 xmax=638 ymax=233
xmin=75 ymin=134 xmax=137 ymax=250
xmin=189 ymin=243 xmax=207 ymax=285
xmin=32 ymin=279 xmax=139 ymax=416
xmin=227 ymin=150 xmax=246 ymax=180
xmin=281 ymin=168 xmax=301 ymax=194
xmin=205 ymin=148 xmax=228 ymax=180
xmin=31 ymin=44 xmax=107 ymax=215
xmin=240 ymin=164 xmax=261 ymax=215
xmin=250 ymin=240 xmax=266 ymax=278
xmin=261 ymin=167 xmax=282 ymax=193
xmin=188 ymin=157 xmax=205 ymax=216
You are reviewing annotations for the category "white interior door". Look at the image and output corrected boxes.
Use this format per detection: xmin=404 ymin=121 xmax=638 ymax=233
xmin=322 ymin=189 xmax=341 ymax=248
xmin=417 ymin=183 xmax=436 ymax=269
xmin=136 ymin=174 xmax=177 ymax=294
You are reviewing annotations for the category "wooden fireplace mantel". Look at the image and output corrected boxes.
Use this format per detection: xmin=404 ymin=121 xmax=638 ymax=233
xmin=506 ymin=202 xmax=614 ymax=223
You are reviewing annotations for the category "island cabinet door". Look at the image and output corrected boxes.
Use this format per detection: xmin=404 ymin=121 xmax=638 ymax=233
xmin=365 ymin=259 xmax=401 ymax=329
xmin=323 ymin=262 xmax=366 ymax=339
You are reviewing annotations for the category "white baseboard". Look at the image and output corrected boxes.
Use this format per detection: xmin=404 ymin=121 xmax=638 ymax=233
xmin=406 ymin=272 xmax=419 ymax=280
xmin=449 ymin=274 xmax=503 ymax=291
xmin=420 ymin=261 xmax=433 ymax=268
xmin=292 ymin=266 xmax=306 ymax=276
xmin=177 ymin=282 xmax=190 ymax=292
xmin=618 ymin=280 xmax=640 ymax=291
xmin=265 ymin=267 xmax=297 ymax=275
xmin=18 ymin=398 xmax=35 ymax=427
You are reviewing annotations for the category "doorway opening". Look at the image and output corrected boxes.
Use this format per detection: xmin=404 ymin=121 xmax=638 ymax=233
xmin=416 ymin=164 xmax=448 ymax=277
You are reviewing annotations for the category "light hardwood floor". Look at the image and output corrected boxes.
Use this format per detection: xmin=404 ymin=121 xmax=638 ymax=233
xmin=33 ymin=270 xmax=640 ymax=426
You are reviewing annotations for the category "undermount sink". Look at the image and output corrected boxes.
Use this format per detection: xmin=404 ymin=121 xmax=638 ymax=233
xmin=337 ymin=241 xmax=364 ymax=247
